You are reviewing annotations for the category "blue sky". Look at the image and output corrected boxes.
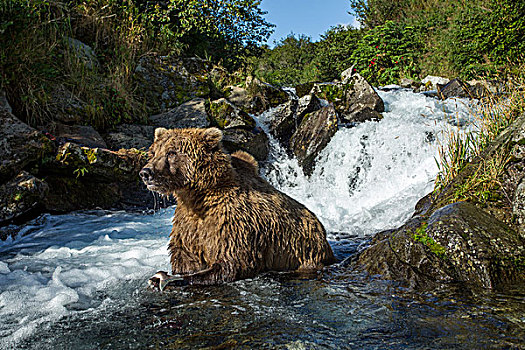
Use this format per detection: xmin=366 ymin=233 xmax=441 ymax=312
xmin=260 ymin=0 xmax=357 ymax=45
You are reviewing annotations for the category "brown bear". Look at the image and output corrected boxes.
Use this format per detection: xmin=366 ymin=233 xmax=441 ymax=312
xmin=140 ymin=127 xmax=335 ymax=288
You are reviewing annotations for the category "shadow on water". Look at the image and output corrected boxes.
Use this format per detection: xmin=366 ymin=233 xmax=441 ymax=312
xmin=16 ymin=237 xmax=525 ymax=350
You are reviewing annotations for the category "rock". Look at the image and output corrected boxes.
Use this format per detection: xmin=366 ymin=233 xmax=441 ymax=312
xmin=290 ymin=105 xmax=338 ymax=176
xmin=358 ymin=202 xmax=525 ymax=290
xmin=47 ymin=143 xmax=144 ymax=182
xmin=513 ymin=178 xmax=525 ymax=239
xmin=47 ymin=85 xmax=90 ymax=124
xmin=437 ymin=78 xmax=473 ymax=100
xmin=0 ymin=171 xmax=48 ymax=224
xmin=37 ymin=142 xmax=161 ymax=211
xmin=48 ymin=123 xmax=107 ymax=148
xmin=65 ymin=37 xmax=99 ymax=70
xmin=0 ymin=110 xmax=54 ymax=183
xmin=245 ymin=76 xmax=289 ymax=114
xmin=208 ymin=98 xmax=256 ymax=130
xmin=399 ymin=78 xmax=421 ymax=90
xmin=297 ymin=94 xmax=322 ymax=119
xmin=222 ymin=128 xmax=269 ymax=161
xmin=266 ymin=99 xmax=297 ymax=146
xmin=419 ymin=75 xmax=450 ymax=92
xmin=150 ymin=98 xmax=209 ymax=129
xmin=295 ymin=82 xmax=315 ymax=98
xmin=134 ymin=55 xmax=212 ymax=114
xmin=223 ymin=86 xmax=263 ymax=114
xmin=103 ymin=124 xmax=156 ymax=151
xmin=0 ymin=90 xmax=12 ymax=113
xmin=266 ymin=94 xmax=322 ymax=148
xmin=312 ymin=72 xmax=384 ymax=124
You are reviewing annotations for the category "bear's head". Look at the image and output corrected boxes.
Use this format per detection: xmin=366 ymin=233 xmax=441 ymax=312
xmin=140 ymin=127 xmax=231 ymax=195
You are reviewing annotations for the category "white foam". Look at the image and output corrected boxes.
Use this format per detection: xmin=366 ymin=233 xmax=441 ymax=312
xmin=260 ymin=89 xmax=476 ymax=236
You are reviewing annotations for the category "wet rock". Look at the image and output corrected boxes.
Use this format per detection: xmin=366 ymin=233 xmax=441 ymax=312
xmin=208 ymin=98 xmax=256 ymax=130
xmin=418 ymin=76 xmax=450 ymax=92
xmin=399 ymin=78 xmax=421 ymax=90
xmin=297 ymin=94 xmax=322 ymax=119
xmin=0 ymin=110 xmax=54 ymax=183
xmin=312 ymin=71 xmax=384 ymax=124
xmin=65 ymin=37 xmax=99 ymax=70
xmin=150 ymin=98 xmax=210 ymax=129
xmin=358 ymin=202 xmax=525 ymax=290
xmin=48 ymin=123 xmax=107 ymax=149
xmin=0 ymin=171 xmax=49 ymax=224
xmin=103 ymin=124 xmax=155 ymax=151
xmin=437 ymin=78 xmax=473 ymax=100
xmin=295 ymin=82 xmax=315 ymax=98
xmin=266 ymin=99 xmax=297 ymax=146
xmin=222 ymin=128 xmax=269 ymax=161
xmin=290 ymin=105 xmax=338 ymax=176
xmin=245 ymin=76 xmax=289 ymax=114
xmin=134 ymin=55 xmax=212 ymax=114
xmin=267 ymin=94 xmax=322 ymax=148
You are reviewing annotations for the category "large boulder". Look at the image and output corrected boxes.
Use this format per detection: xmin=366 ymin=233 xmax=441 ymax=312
xmin=103 ymin=124 xmax=156 ymax=151
xmin=223 ymin=86 xmax=263 ymax=115
xmin=0 ymin=171 xmax=49 ymax=225
xmin=358 ymin=202 xmax=525 ymax=290
xmin=47 ymin=123 xmax=107 ymax=149
xmin=312 ymin=72 xmax=384 ymax=124
xmin=266 ymin=94 xmax=322 ymax=148
xmin=47 ymin=85 xmax=90 ymax=125
xmin=208 ymin=98 xmax=256 ymax=130
xmin=36 ymin=142 xmax=159 ymax=212
xmin=295 ymin=82 xmax=315 ymax=98
xmin=290 ymin=105 xmax=338 ymax=176
xmin=0 ymin=110 xmax=54 ymax=183
xmin=437 ymin=78 xmax=490 ymax=100
xmin=64 ymin=37 xmax=99 ymax=70
xmin=134 ymin=56 xmax=213 ymax=114
xmin=150 ymin=98 xmax=210 ymax=129
xmin=222 ymin=128 xmax=269 ymax=161
xmin=245 ymin=77 xmax=289 ymax=114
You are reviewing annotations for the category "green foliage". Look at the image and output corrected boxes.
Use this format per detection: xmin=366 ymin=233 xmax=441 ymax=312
xmin=350 ymin=21 xmax=422 ymax=86
xmin=251 ymin=34 xmax=319 ymax=86
xmin=0 ymin=0 xmax=273 ymax=128
xmin=314 ymin=26 xmax=362 ymax=82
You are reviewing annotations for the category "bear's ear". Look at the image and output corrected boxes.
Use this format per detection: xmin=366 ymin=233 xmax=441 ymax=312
xmin=154 ymin=127 xmax=168 ymax=140
xmin=203 ymin=127 xmax=223 ymax=148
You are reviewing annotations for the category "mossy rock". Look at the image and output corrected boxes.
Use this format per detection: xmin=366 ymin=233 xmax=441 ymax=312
xmin=208 ymin=98 xmax=256 ymax=130
xmin=357 ymin=202 xmax=525 ymax=290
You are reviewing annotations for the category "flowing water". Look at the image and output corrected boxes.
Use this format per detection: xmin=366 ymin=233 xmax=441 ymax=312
xmin=1 ymin=89 xmax=524 ymax=349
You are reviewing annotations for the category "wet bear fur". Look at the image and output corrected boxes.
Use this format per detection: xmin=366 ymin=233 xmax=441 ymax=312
xmin=141 ymin=127 xmax=335 ymax=285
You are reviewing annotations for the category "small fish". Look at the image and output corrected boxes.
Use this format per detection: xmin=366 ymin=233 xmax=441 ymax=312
xmin=148 ymin=271 xmax=185 ymax=292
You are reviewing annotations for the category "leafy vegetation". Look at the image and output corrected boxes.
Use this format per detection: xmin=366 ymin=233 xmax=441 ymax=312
xmin=251 ymin=0 xmax=525 ymax=87
xmin=0 ymin=0 xmax=273 ymax=128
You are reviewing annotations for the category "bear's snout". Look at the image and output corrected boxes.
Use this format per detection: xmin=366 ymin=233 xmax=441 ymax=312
xmin=140 ymin=167 xmax=154 ymax=183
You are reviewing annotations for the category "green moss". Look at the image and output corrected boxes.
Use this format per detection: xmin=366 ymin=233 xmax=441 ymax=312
xmin=412 ymin=223 xmax=448 ymax=259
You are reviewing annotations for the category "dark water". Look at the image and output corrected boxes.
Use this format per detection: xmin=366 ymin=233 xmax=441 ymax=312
xmin=15 ymin=241 xmax=525 ymax=350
